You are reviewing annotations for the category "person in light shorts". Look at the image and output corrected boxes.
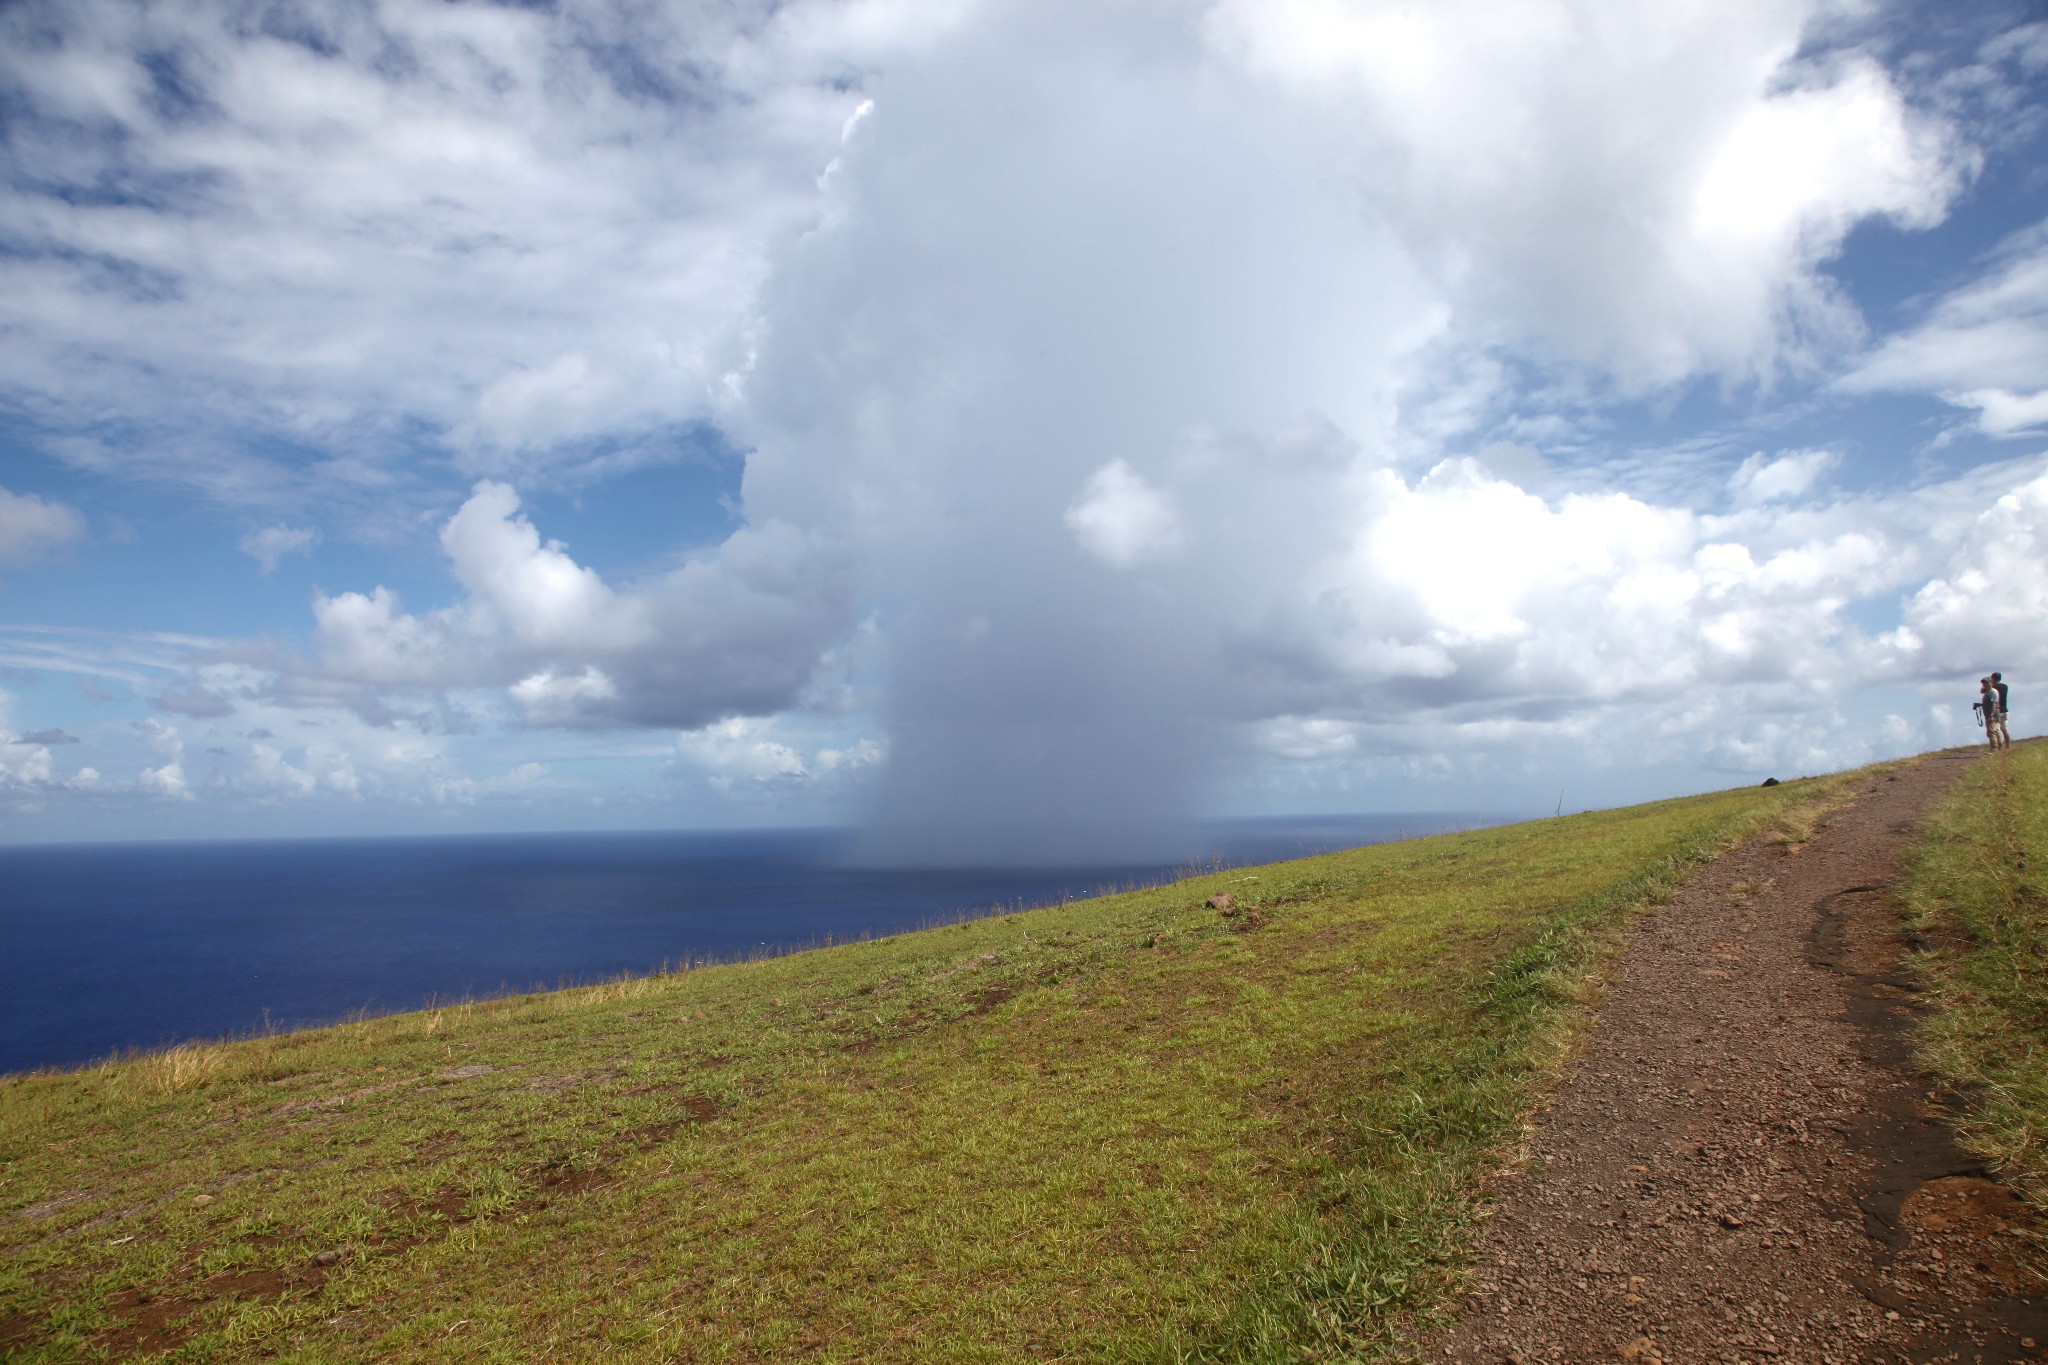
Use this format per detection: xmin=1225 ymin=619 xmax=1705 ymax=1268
xmin=1978 ymin=677 xmax=2009 ymax=750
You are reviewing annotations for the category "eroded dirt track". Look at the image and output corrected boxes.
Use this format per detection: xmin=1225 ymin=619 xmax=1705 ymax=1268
xmin=1413 ymin=752 xmax=2048 ymax=1364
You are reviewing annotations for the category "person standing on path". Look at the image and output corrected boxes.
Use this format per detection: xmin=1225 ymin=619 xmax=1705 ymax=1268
xmin=1978 ymin=676 xmax=2009 ymax=750
xmin=1993 ymin=671 xmax=2011 ymax=746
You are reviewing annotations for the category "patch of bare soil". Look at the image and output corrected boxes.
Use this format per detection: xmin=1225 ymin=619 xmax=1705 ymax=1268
xmin=82 ymin=1097 xmax=726 ymax=1356
xmin=1411 ymin=751 xmax=2048 ymax=1364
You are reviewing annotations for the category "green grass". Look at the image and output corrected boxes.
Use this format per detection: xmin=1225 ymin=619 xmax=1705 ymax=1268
xmin=1898 ymin=743 xmax=2048 ymax=1205
xmin=1 ymin=771 xmax=1874 ymax=1363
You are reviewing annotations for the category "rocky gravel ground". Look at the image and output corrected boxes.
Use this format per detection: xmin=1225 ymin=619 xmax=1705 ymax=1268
xmin=1410 ymin=751 xmax=2047 ymax=1364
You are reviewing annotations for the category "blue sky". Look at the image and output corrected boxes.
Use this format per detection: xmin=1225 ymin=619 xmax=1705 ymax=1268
xmin=3 ymin=0 xmax=2046 ymax=855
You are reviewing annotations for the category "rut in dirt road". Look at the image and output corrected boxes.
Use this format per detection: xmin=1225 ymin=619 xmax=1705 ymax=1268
xmin=1411 ymin=752 xmax=2047 ymax=1365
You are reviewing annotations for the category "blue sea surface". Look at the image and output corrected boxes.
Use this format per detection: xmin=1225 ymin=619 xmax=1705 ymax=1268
xmin=0 ymin=814 xmax=1503 ymax=1076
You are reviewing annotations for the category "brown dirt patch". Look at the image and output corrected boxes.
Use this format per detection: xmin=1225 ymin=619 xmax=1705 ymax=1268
xmin=93 ymin=1257 xmax=335 ymax=1359
xmin=92 ymin=1287 xmax=187 ymax=1358
xmin=1411 ymin=751 xmax=2048 ymax=1364
xmin=78 ymin=1096 xmax=726 ymax=1356
xmin=1903 ymin=1178 xmax=2039 ymax=1296
xmin=966 ymin=982 xmax=1022 ymax=1015
xmin=0 ymin=1311 xmax=39 ymax=1351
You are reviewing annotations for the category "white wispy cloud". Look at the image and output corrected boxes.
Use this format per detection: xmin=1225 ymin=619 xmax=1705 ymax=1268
xmin=1842 ymin=219 xmax=2048 ymax=434
xmin=238 ymin=524 xmax=318 ymax=574
xmin=0 ymin=625 xmax=215 ymax=688
xmin=1728 ymin=449 xmax=1838 ymax=507
xmin=0 ymin=0 xmax=875 ymax=511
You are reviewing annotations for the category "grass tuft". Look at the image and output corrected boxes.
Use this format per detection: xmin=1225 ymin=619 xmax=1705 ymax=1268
xmin=127 ymin=1043 xmax=229 ymax=1097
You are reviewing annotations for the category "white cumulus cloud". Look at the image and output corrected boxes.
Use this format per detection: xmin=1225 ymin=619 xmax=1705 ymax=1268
xmin=1065 ymin=461 xmax=1184 ymax=568
xmin=1204 ymin=0 xmax=1963 ymax=384
xmin=298 ymin=481 xmax=854 ymax=730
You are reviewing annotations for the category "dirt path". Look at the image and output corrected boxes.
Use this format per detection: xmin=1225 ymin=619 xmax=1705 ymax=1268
xmin=1411 ymin=751 xmax=2047 ymax=1364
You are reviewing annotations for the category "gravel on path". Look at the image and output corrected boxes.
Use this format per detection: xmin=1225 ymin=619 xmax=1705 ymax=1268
xmin=1410 ymin=751 xmax=2047 ymax=1364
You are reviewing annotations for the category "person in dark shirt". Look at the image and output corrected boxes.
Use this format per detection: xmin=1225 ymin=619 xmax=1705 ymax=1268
xmin=1979 ymin=676 xmax=2010 ymax=750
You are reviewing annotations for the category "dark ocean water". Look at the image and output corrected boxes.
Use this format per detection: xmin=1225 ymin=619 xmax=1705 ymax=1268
xmin=0 ymin=814 xmax=1500 ymax=1076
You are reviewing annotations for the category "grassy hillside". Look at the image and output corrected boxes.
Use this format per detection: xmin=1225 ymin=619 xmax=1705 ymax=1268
xmin=1 ymin=772 xmax=1871 ymax=1363
xmin=1899 ymin=743 xmax=2048 ymax=1205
